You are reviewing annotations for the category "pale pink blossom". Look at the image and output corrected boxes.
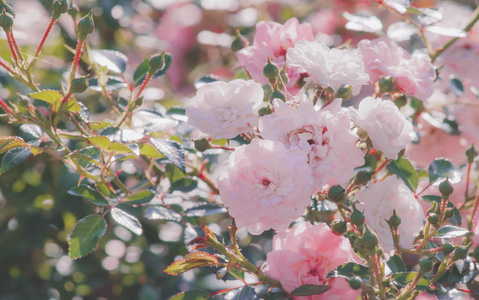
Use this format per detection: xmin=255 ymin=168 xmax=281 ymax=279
xmin=358 ymin=38 xmax=435 ymax=101
xmin=287 ymin=40 xmax=369 ymax=95
xmin=217 ymin=139 xmax=314 ymax=235
xmin=356 ymin=176 xmax=425 ymax=252
xmin=352 ymin=97 xmax=412 ymax=160
xmin=235 ymin=18 xmax=314 ymax=93
xmin=185 ymin=79 xmax=263 ymax=139
xmin=259 ymin=98 xmax=364 ymax=189
xmin=266 ymin=222 xmax=361 ymax=300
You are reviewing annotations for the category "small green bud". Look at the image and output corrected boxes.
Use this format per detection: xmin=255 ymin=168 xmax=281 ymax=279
xmin=452 ymin=246 xmax=469 ymax=261
xmin=388 ymin=209 xmax=401 ymax=229
xmin=378 ymin=76 xmax=396 ymax=93
xmin=351 ymin=205 xmax=365 ymax=229
xmin=269 ymin=86 xmax=286 ymax=103
xmin=427 ymin=213 xmax=439 ymax=225
xmin=440 ymin=243 xmax=455 ymax=255
xmin=0 ymin=8 xmax=13 ymax=32
xmin=194 ymin=138 xmax=211 ymax=152
xmin=280 ymin=65 xmax=289 ymax=85
xmin=331 ymin=220 xmax=348 ymax=235
xmin=347 ymin=276 xmax=362 ymax=290
xmin=444 ymin=207 xmax=455 ymax=219
xmin=0 ymin=0 xmax=15 ymax=18
xmin=148 ymin=52 xmax=165 ymax=76
xmin=336 ymin=84 xmax=353 ymax=101
xmin=354 ymin=170 xmax=374 ymax=186
xmin=439 ymin=178 xmax=454 ymax=200
xmin=466 ymin=144 xmax=478 ymax=164
xmin=231 ymin=29 xmax=249 ymax=52
xmin=473 ymin=246 xmax=479 ymax=262
xmin=68 ymin=3 xmax=79 ymax=19
xmin=419 ymin=255 xmax=435 ymax=274
xmin=394 ymin=95 xmax=408 ymax=108
xmin=258 ymin=106 xmax=273 ymax=116
xmin=69 ymin=76 xmax=89 ymax=94
xmin=52 ymin=0 xmax=68 ymax=19
xmin=328 ymin=185 xmax=346 ymax=203
xmin=77 ymin=10 xmax=94 ymax=40
xmin=263 ymin=57 xmax=279 ymax=80
xmin=362 ymin=226 xmax=378 ymax=252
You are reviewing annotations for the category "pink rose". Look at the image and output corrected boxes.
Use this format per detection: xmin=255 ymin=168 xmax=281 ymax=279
xmin=358 ymin=38 xmax=435 ymax=101
xmin=266 ymin=222 xmax=362 ymax=300
xmin=352 ymin=97 xmax=412 ymax=160
xmin=287 ymin=40 xmax=369 ymax=95
xmin=235 ymin=18 xmax=314 ymax=94
xmin=185 ymin=79 xmax=264 ymax=139
xmin=217 ymin=139 xmax=314 ymax=235
xmin=356 ymin=176 xmax=425 ymax=252
xmin=259 ymin=98 xmax=364 ymax=189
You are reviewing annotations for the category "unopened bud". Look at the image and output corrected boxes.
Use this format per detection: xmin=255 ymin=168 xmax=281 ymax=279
xmin=378 ymin=76 xmax=396 ymax=93
xmin=231 ymin=29 xmax=249 ymax=52
xmin=68 ymin=3 xmax=79 ymax=19
xmin=394 ymin=95 xmax=408 ymax=108
xmin=328 ymin=185 xmax=346 ymax=203
xmin=280 ymin=65 xmax=289 ymax=85
xmin=444 ymin=208 xmax=455 ymax=219
xmin=354 ymin=170 xmax=373 ymax=186
xmin=258 ymin=106 xmax=273 ymax=116
xmin=331 ymin=220 xmax=348 ymax=236
xmin=419 ymin=255 xmax=435 ymax=274
xmin=269 ymin=86 xmax=285 ymax=103
xmin=263 ymin=57 xmax=279 ymax=80
xmin=52 ymin=0 xmax=68 ymax=19
xmin=194 ymin=138 xmax=211 ymax=152
xmin=388 ymin=210 xmax=401 ymax=229
xmin=348 ymin=276 xmax=362 ymax=290
xmin=452 ymin=246 xmax=470 ymax=261
xmin=336 ymin=84 xmax=353 ymax=101
xmin=0 ymin=8 xmax=13 ymax=32
xmin=362 ymin=226 xmax=378 ymax=252
xmin=148 ymin=52 xmax=165 ymax=75
xmin=427 ymin=213 xmax=439 ymax=225
xmin=439 ymin=178 xmax=454 ymax=200
xmin=77 ymin=11 xmax=94 ymax=40
xmin=0 ymin=0 xmax=15 ymax=18
xmin=440 ymin=243 xmax=455 ymax=255
xmin=351 ymin=205 xmax=365 ymax=229
xmin=69 ymin=76 xmax=89 ymax=94
xmin=466 ymin=144 xmax=478 ymax=164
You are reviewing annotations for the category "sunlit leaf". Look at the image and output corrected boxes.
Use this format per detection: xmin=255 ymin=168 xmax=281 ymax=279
xmin=91 ymin=49 xmax=128 ymax=74
xmin=151 ymin=138 xmax=185 ymax=173
xmin=68 ymin=214 xmax=107 ymax=259
xmin=435 ymin=225 xmax=472 ymax=239
xmin=110 ymin=208 xmax=143 ymax=235
xmin=125 ymin=190 xmax=155 ymax=205
xmin=387 ymin=158 xmax=418 ymax=191
xmin=164 ymin=252 xmax=219 ymax=275
xmin=0 ymin=147 xmax=32 ymax=175
xmin=68 ymin=185 xmax=109 ymax=206
xmin=144 ymin=206 xmax=182 ymax=222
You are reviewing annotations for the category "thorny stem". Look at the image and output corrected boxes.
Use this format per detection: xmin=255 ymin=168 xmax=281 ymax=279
xmin=5 ymin=30 xmax=18 ymax=63
xmin=0 ymin=59 xmax=14 ymax=73
xmin=29 ymin=17 xmax=57 ymax=69
xmin=68 ymin=38 xmax=85 ymax=84
xmin=10 ymin=31 xmax=24 ymax=62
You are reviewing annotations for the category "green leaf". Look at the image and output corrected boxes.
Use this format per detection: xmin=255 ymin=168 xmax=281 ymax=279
xmin=150 ymin=138 xmax=185 ymax=173
xmin=68 ymin=214 xmax=107 ymax=259
xmin=139 ymin=143 xmax=163 ymax=159
xmin=450 ymin=78 xmax=464 ymax=97
xmin=133 ymin=53 xmax=172 ymax=87
xmin=68 ymin=185 xmax=108 ymax=206
xmin=0 ymin=137 xmax=26 ymax=155
xmin=69 ymin=147 xmax=101 ymax=169
xmin=110 ymin=142 xmax=136 ymax=155
xmin=144 ymin=206 xmax=182 ymax=222
xmin=290 ymin=284 xmax=331 ymax=296
xmin=387 ymin=157 xmax=418 ymax=191
xmin=387 ymin=255 xmax=406 ymax=273
xmin=20 ymin=124 xmax=42 ymax=139
xmin=110 ymin=208 xmax=143 ymax=235
xmin=392 ymin=272 xmax=430 ymax=290
xmin=0 ymin=147 xmax=32 ymax=175
xmin=91 ymin=49 xmax=128 ymax=74
xmin=170 ymin=178 xmax=198 ymax=193
xmin=435 ymin=225 xmax=472 ymax=239
xmin=125 ymin=190 xmax=155 ymax=205
xmin=228 ymin=269 xmax=245 ymax=281
xmin=194 ymin=75 xmax=218 ymax=89
xmin=29 ymin=90 xmax=63 ymax=104
xmin=169 ymin=290 xmax=211 ymax=300
xmin=89 ymin=76 xmax=127 ymax=92
xmin=422 ymin=195 xmax=462 ymax=226
xmin=184 ymin=203 xmax=227 ymax=217
xmin=327 ymin=262 xmax=370 ymax=279
xmin=260 ymin=291 xmax=289 ymax=300
xmin=428 ymin=158 xmax=460 ymax=184
xmin=166 ymin=164 xmax=186 ymax=182
xmin=165 ymin=252 xmax=218 ymax=276
xmin=88 ymin=136 xmax=111 ymax=151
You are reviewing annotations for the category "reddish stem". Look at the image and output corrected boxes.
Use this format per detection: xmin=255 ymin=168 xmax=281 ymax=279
xmin=33 ymin=17 xmax=57 ymax=60
xmin=374 ymin=159 xmax=392 ymax=174
xmin=465 ymin=161 xmax=472 ymax=203
xmin=0 ymin=97 xmax=13 ymax=114
xmin=72 ymin=39 xmax=84 ymax=77
xmin=61 ymin=92 xmax=72 ymax=105
xmin=5 ymin=31 xmax=18 ymax=62
xmin=10 ymin=31 xmax=24 ymax=61
xmin=0 ymin=59 xmax=14 ymax=73
xmin=134 ymin=73 xmax=152 ymax=100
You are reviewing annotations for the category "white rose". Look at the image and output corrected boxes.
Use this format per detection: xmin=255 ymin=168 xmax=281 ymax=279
xmin=185 ymin=79 xmax=264 ymax=139
xmin=286 ymin=40 xmax=369 ymax=95
xmin=352 ymin=97 xmax=412 ymax=160
xmin=356 ymin=176 xmax=425 ymax=252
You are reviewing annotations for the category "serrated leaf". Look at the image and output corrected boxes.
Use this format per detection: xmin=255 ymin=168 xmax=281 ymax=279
xmin=169 ymin=290 xmax=211 ymax=300
xmin=110 ymin=208 xmax=143 ymax=235
xmin=392 ymin=272 xmax=430 ymax=290
xmin=133 ymin=53 xmax=172 ymax=87
xmin=383 ymin=0 xmax=411 ymax=14
xmin=387 ymin=157 xmax=418 ymax=191
xmin=290 ymin=284 xmax=331 ymax=296
xmin=435 ymin=225 xmax=471 ymax=239
xmin=29 ymin=90 xmax=63 ymax=104
xmin=425 ymin=26 xmax=467 ymax=38
xmin=68 ymin=185 xmax=108 ymax=206
xmin=125 ymin=190 xmax=155 ymax=205
xmin=89 ymin=76 xmax=128 ymax=92
xmin=166 ymin=164 xmax=186 ymax=182
xmin=0 ymin=139 xmax=26 ymax=155
xmin=91 ymin=49 xmax=128 ymax=74
xmin=428 ymin=158 xmax=460 ymax=184
xmin=88 ymin=136 xmax=112 ymax=151
xmin=132 ymin=111 xmax=179 ymax=134
xmin=139 ymin=143 xmax=163 ymax=158
xmin=184 ymin=204 xmax=227 ymax=217
xmin=386 ymin=255 xmax=406 ymax=274
xmin=69 ymin=147 xmax=101 ymax=169
xmin=327 ymin=262 xmax=370 ymax=279
xmin=144 ymin=206 xmax=182 ymax=221
xmin=151 ymin=138 xmax=185 ymax=173
xmin=110 ymin=142 xmax=136 ymax=155
xmin=0 ymin=147 xmax=32 ymax=175
xmin=343 ymin=12 xmax=383 ymax=33
xmin=260 ymin=291 xmax=289 ymax=300
xmin=170 ymin=178 xmax=198 ymax=193
xmin=20 ymin=124 xmax=42 ymax=139
xmin=68 ymin=214 xmax=107 ymax=259
xmin=91 ymin=121 xmax=113 ymax=130
xmin=387 ymin=21 xmax=418 ymax=42
xmin=164 ymin=252 xmax=219 ymax=275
